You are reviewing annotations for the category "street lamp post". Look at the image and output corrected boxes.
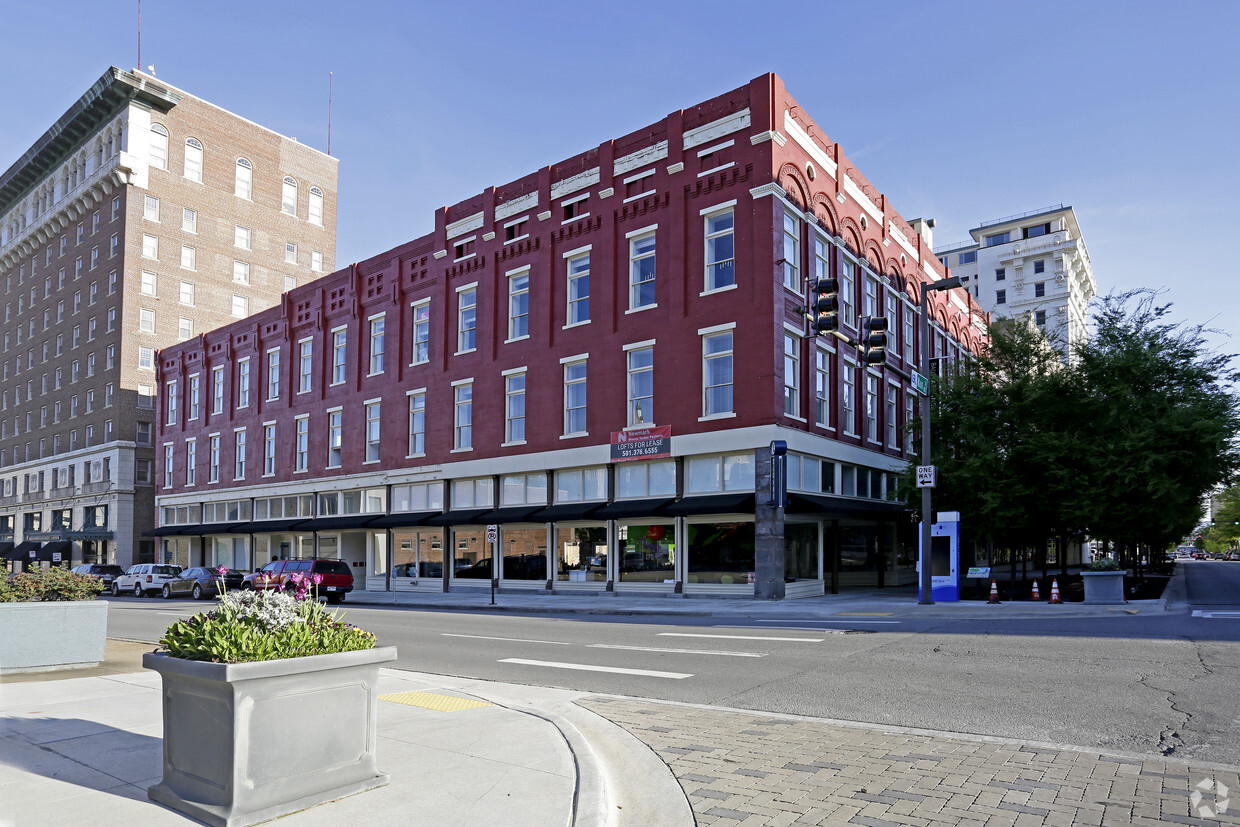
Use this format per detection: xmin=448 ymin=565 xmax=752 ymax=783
xmin=918 ymin=276 xmax=962 ymax=606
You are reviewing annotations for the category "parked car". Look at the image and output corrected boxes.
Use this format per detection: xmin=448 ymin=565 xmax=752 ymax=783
xmin=1227 ymin=551 xmax=1240 ymax=562
xmin=241 ymin=558 xmax=353 ymax=604
xmin=393 ymin=561 xmax=443 ymax=578
xmin=70 ymin=564 xmax=125 ymax=590
xmin=113 ymin=563 xmax=183 ymax=597
xmin=161 ymin=566 xmax=244 ymax=600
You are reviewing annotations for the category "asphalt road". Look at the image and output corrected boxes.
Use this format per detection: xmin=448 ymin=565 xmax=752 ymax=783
xmin=106 ymin=559 xmax=1240 ymax=766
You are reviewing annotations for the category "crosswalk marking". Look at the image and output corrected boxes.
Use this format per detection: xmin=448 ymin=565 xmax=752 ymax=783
xmin=499 ymin=658 xmax=692 ymax=679
xmin=589 ymin=643 xmax=765 ymax=658
xmin=1192 ymin=610 xmax=1240 ymax=618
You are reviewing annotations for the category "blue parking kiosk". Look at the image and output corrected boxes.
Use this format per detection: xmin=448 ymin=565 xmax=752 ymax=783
xmin=917 ymin=511 xmax=961 ymax=602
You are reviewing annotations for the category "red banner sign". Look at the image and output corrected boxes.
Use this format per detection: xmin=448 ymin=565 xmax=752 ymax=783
xmin=610 ymin=425 xmax=672 ymax=463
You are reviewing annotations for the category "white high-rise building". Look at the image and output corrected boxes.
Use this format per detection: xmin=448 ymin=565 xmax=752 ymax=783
xmin=935 ymin=205 xmax=1095 ymax=360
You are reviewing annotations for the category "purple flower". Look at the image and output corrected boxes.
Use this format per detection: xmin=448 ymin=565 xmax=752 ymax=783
xmin=217 ymin=566 xmax=229 ymax=576
xmin=311 ymin=573 xmax=324 ymax=585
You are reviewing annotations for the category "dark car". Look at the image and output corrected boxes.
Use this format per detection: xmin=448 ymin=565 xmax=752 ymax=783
xmin=70 ymin=564 xmax=125 ymax=589
xmin=241 ymin=558 xmax=354 ymax=603
xmin=161 ymin=566 xmax=244 ymax=600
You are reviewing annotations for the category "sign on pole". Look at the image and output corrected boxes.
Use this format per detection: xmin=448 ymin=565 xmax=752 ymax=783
xmin=916 ymin=465 xmax=937 ymax=488
xmin=486 ymin=524 xmax=498 ymax=543
xmin=911 ymin=371 xmax=929 ymax=396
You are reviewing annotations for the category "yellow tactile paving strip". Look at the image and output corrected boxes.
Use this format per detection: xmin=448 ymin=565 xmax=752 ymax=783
xmin=379 ymin=691 xmax=494 ymax=712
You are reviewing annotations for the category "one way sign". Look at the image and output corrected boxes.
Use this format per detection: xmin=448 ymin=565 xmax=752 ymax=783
xmin=916 ymin=465 xmax=937 ymax=488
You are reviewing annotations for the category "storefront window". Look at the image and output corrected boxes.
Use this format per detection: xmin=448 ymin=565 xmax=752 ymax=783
xmin=392 ymin=482 xmax=444 ymax=513
xmin=451 ymin=527 xmax=489 ymax=579
xmin=393 ymin=529 xmax=445 ymax=579
xmin=687 ymin=521 xmax=754 ymax=585
xmin=555 ymin=468 xmax=607 ymax=502
xmin=618 ymin=522 xmax=675 ymax=582
xmin=784 ymin=522 xmax=819 ymax=580
xmin=615 ymin=460 xmax=675 ymax=499
xmin=500 ymin=527 xmax=547 ymax=580
xmin=555 ymin=525 xmax=607 ymax=582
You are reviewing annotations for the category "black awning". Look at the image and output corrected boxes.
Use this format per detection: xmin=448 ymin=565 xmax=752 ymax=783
xmin=229 ymin=518 xmax=308 ymax=533
xmin=179 ymin=522 xmax=242 ymax=535
xmin=0 ymin=541 xmax=13 ymax=558
xmin=367 ymin=511 xmax=442 ymax=529
xmin=786 ymin=493 xmax=906 ymax=519
xmin=663 ymin=493 xmax=756 ymax=517
xmin=38 ymin=540 xmax=72 ymax=562
xmin=479 ymin=505 xmax=543 ymax=524
xmin=593 ymin=498 xmax=676 ymax=520
xmin=528 ymin=502 xmax=604 ymax=522
xmin=424 ymin=508 xmax=493 ymax=527
xmin=146 ymin=526 xmax=185 ymax=537
xmin=7 ymin=541 xmax=42 ymax=561
xmin=295 ymin=515 xmax=378 ymax=531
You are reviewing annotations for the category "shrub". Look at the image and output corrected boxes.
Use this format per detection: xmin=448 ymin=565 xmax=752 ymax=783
xmin=0 ymin=567 xmax=104 ymax=602
xmin=1087 ymin=557 xmax=1121 ymax=572
xmin=159 ymin=588 xmax=377 ymax=663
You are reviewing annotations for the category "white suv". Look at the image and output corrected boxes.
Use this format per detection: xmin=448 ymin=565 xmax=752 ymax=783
xmin=113 ymin=564 xmax=183 ymax=597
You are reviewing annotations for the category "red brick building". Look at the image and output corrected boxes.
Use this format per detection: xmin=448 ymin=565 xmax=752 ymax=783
xmin=155 ymin=73 xmax=984 ymax=599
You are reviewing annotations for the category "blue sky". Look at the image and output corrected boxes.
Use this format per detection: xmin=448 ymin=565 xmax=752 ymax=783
xmin=3 ymin=0 xmax=1237 ymax=356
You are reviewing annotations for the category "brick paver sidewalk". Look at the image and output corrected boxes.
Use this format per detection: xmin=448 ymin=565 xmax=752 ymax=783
xmin=577 ymin=697 xmax=1239 ymax=826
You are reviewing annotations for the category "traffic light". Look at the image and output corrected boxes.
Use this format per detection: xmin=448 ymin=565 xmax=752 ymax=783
xmin=861 ymin=316 xmax=888 ymax=365
xmin=810 ymin=277 xmax=839 ymax=335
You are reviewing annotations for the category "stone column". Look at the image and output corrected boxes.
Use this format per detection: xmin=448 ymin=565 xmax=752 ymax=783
xmin=754 ymin=445 xmax=786 ymax=600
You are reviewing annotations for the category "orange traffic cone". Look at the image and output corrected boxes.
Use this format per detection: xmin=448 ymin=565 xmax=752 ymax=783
xmin=1031 ymin=580 xmax=1041 ymax=601
xmin=1049 ymin=578 xmax=1062 ymax=604
xmin=988 ymin=580 xmax=1001 ymax=604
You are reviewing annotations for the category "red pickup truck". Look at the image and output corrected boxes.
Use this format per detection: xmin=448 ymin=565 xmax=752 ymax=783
xmin=241 ymin=559 xmax=354 ymax=604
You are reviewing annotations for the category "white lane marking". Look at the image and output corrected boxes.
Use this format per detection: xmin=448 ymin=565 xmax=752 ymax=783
xmin=1192 ymin=610 xmax=1240 ymax=618
xmin=588 ymin=643 xmax=765 ymax=658
xmin=659 ymin=632 xmax=826 ymax=642
xmin=499 ymin=658 xmax=692 ymax=679
xmin=751 ymin=619 xmax=900 ymax=625
xmin=442 ymin=633 xmax=571 ymax=645
xmin=157 ymin=611 xmax=198 ymax=617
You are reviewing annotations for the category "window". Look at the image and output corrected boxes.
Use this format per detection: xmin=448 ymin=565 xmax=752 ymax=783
xmin=142 ymin=234 xmax=158 ymax=259
xmin=782 ymin=211 xmax=799 ymax=290
xmin=211 ymin=365 xmax=225 ymax=413
xmin=886 ymin=385 xmax=899 ymax=447
xmin=629 ymin=232 xmax=656 ymax=309
xmin=407 ymin=392 xmax=425 ymax=456
xmin=208 ymin=435 xmax=220 ymax=482
xmin=295 ymin=417 xmax=309 ymax=471
xmin=263 ymin=424 xmax=277 ymax=475
xmin=163 ymin=445 xmax=174 ymax=488
xmin=505 ymin=217 xmax=528 ymax=242
xmin=454 ymin=383 xmax=473 ymax=449
xmin=996 ymin=289 xmax=1007 ymax=305
xmin=267 ymin=349 xmax=280 ymax=399
xmin=783 ymin=333 xmax=800 ymax=417
xmin=1034 ymin=259 xmax=1046 ymax=275
xmin=995 ymin=268 xmax=1006 ymax=281
xmin=840 ymin=256 xmax=856 ymax=327
xmin=365 ymin=401 xmax=381 ymax=461
xmin=166 ymin=380 xmax=178 ymax=425
xmin=235 ymin=158 xmax=252 ymax=199
xmin=109 ymin=234 xmax=119 ymax=257
xmin=865 ymin=374 xmax=879 ymax=442
xmin=957 ymin=250 xmax=977 ymax=265
xmin=180 ymin=246 xmax=195 ymax=270
xmin=864 ymin=275 xmax=879 ymax=318
xmin=186 ymin=440 xmax=197 ymax=486
xmin=506 ymin=270 xmax=530 ymax=340
xmin=566 ymin=252 xmax=590 ymax=325
xmin=311 ymin=251 xmax=324 ymax=272
xmin=505 ymin=372 xmax=526 ymax=443
xmin=626 ymin=346 xmax=653 ymax=425
xmin=564 ymin=360 xmax=587 ymax=435
xmin=903 ymin=304 xmax=914 ymax=363
xmin=369 ymin=316 xmax=385 ymax=374
xmin=139 ymin=308 xmax=155 ymax=333
xmin=233 ymin=261 xmax=250 ymax=284
xmin=308 ymin=187 xmax=324 ymax=226
xmin=705 ymin=207 xmax=735 ymax=291
xmin=179 ymin=281 xmax=194 ymax=305
xmin=298 ymin=339 xmax=312 ymax=392
xmin=232 ymin=295 xmax=248 ymax=317
xmin=183 ymin=138 xmax=203 ymax=182
xmin=327 ymin=409 xmax=343 ymax=466
xmin=1024 ymin=223 xmax=1051 ymax=239
xmin=285 ymin=242 xmax=297 ymax=264
xmin=144 ymin=195 xmax=159 ymax=221
xmin=234 ymin=429 xmax=247 ymax=479
xmin=814 ymin=346 xmax=831 ymax=426
xmin=182 ymin=208 xmax=197 ymax=233
xmin=984 ymin=231 xmax=1010 ymax=247
xmin=149 ymin=124 xmax=168 ymax=170
xmin=234 ymin=225 xmax=251 ymax=249
xmin=236 ymin=358 xmax=250 ymax=408
xmin=702 ymin=330 xmax=733 ymax=416
xmin=1034 ymin=281 xmax=1045 ymax=298
xmin=281 ymin=177 xmax=298 ymax=215
xmin=136 ymin=421 xmax=152 ymax=445
xmin=178 ymin=317 xmax=193 ymax=339
xmin=842 ymin=363 xmax=857 ymax=435
xmin=1035 ymin=309 xmax=1047 ymax=327
xmin=457 ymin=287 xmax=476 ymax=352
xmin=188 ymin=374 xmax=200 ymax=420
xmin=411 ymin=301 xmax=430 ymax=364
xmin=331 ymin=327 xmax=347 ymax=384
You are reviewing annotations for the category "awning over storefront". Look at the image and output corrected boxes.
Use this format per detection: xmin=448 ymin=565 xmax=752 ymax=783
xmin=786 ymin=493 xmax=906 ymax=519
xmin=146 ymin=526 xmax=187 ymax=537
xmin=479 ymin=505 xmax=543 ymax=524
xmin=65 ymin=530 xmax=114 ymax=541
xmin=0 ymin=541 xmax=16 ymax=559
xmin=179 ymin=522 xmax=244 ymax=535
xmin=367 ymin=511 xmax=442 ymax=529
xmin=662 ymin=493 xmax=756 ymax=517
xmin=424 ymin=508 xmax=493 ymax=527
xmin=293 ymin=515 xmax=378 ymax=531
xmin=6 ymin=541 xmax=41 ymax=561
xmin=528 ymin=502 xmax=603 ymax=522
xmin=592 ymin=498 xmax=676 ymax=520
xmin=227 ymin=519 xmax=308 ymax=533
xmin=38 ymin=540 xmax=72 ymax=562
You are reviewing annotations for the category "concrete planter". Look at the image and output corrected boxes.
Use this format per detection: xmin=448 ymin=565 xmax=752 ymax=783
xmin=144 ymin=646 xmax=397 ymax=827
xmin=0 ymin=600 xmax=107 ymax=672
xmin=1081 ymin=570 xmax=1126 ymax=604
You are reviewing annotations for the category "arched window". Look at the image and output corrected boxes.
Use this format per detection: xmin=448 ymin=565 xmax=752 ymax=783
xmin=235 ymin=158 xmax=253 ymax=199
xmin=308 ymin=187 xmax=324 ymax=226
xmin=149 ymin=124 xmax=169 ymax=171
xmin=184 ymin=138 xmax=203 ymax=183
xmin=281 ymin=176 xmax=298 ymax=216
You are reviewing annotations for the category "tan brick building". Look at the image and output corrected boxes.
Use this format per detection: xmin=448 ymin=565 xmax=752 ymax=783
xmin=0 ymin=67 xmax=337 ymax=570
